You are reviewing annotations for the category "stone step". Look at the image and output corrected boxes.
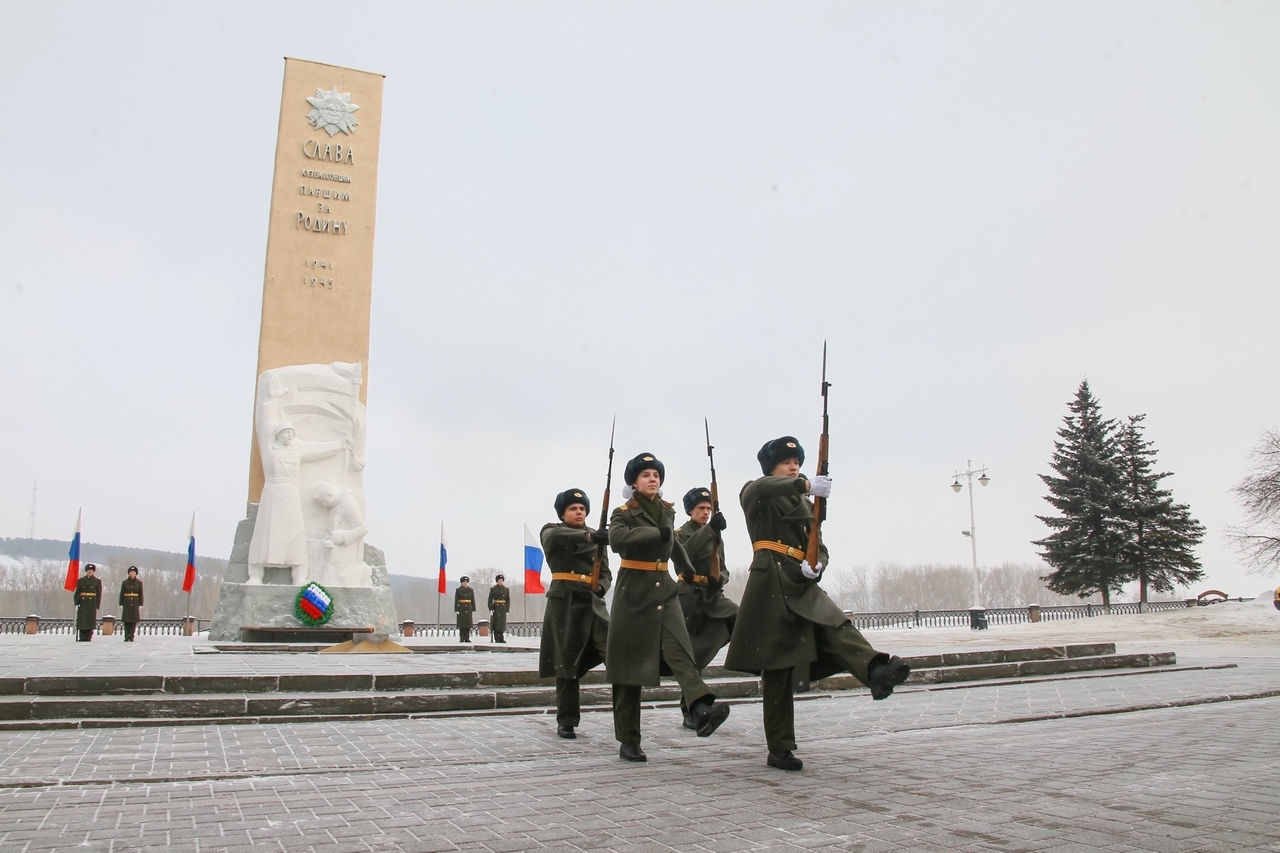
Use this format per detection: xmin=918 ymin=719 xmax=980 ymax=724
xmin=0 ymin=643 xmax=1120 ymax=697
xmin=0 ymin=649 xmax=1176 ymax=730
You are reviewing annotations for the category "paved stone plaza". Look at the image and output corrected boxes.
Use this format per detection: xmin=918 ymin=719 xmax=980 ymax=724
xmin=0 ymin=618 xmax=1277 ymax=852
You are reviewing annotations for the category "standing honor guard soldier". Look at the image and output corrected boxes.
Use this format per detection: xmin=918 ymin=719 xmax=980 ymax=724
xmin=726 ymin=436 xmax=911 ymax=772
xmin=119 ymin=565 xmax=144 ymax=642
xmin=608 ymin=452 xmax=731 ymax=763
xmin=539 ymin=488 xmax=611 ymax=740
xmin=454 ymin=576 xmax=476 ymax=642
xmin=73 ymin=563 xmax=102 ymax=641
xmin=488 ymin=573 xmax=510 ymax=643
xmin=674 ymin=487 xmax=738 ymax=729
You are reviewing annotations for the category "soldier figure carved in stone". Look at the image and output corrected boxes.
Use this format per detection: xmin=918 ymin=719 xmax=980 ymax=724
xmin=454 ymin=576 xmax=476 ymax=642
xmin=674 ymin=486 xmax=739 ymax=729
xmin=726 ymin=436 xmax=910 ymax=772
xmin=488 ymin=573 xmax=510 ymax=643
xmin=608 ymin=453 xmax=731 ymax=763
xmin=539 ymin=488 xmax=611 ymax=740
xmin=119 ymin=565 xmax=144 ymax=642
xmin=73 ymin=563 xmax=103 ymax=642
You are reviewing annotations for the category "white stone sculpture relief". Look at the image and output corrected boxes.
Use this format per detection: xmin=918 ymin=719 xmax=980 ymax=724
xmin=312 ymin=481 xmax=372 ymax=587
xmin=246 ymin=362 xmax=371 ymax=587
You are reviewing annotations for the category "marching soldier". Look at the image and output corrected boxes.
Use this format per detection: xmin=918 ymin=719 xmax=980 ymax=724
xmin=73 ymin=563 xmax=102 ymax=641
xmin=539 ymin=488 xmax=611 ymax=739
xmin=454 ymin=576 xmax=476 ymax=642
xmin=119 ymin=565 xmax=144 ymax=642
xmin=488 ymin=573 xmax=511 ymax=643
xmin=726 ymin=436 xmax=910 ymax=772
xmin=674 ymin=486 xmax=738 ymax=729
xmin=608 ymin=452 xmax=731 ymax=763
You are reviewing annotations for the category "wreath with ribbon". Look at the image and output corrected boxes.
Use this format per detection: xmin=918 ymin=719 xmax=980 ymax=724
xmin=295 ymin=581 xmax=335 ymax=626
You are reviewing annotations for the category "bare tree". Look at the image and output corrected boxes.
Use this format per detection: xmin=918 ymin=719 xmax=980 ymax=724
xmin=825 ymin=564 xmax=872 ymax=612
xmin=1227 ymin=429 xmax=1280 ymax=576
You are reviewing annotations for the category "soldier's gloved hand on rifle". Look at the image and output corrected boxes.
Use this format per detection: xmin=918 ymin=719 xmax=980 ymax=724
xmin=658 ymin=527 xmax=672 ymax=544
xmin=808 ymin=475 xmax=833 ymax=499
xmin=589 ymin=527 xmax=609 ymax=545
xmin=799 ymin=560 xmax=823 ymax=580
xmin=709 ymin=511 xmax=727 ymax=531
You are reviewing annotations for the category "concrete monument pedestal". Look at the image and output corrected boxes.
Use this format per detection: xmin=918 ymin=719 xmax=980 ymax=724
xmin=208 ymin=503 xmax=398 ymax=647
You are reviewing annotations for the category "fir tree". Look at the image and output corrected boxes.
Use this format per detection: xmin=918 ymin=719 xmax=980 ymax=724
xmin=1116 ymin=415 xmax=1206 ymax=601
xmin=1034 ymin=380 xmax=1131 ymax=607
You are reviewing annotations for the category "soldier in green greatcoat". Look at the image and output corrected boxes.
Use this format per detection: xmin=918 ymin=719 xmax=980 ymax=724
xmin=674 ymin=486 xmax=738 ymax=729
xmin=487 ymin=574 xmax=510 ymax=643
xmin=118 ymin=565 xmax=144 ymax=642
xmin=725 ymin=436 xmax=911 ymax=772
xmin=454 ymin=576 xmax=476 ymax=642
xmin=73 ymin=563 xmax=102 ymax=641
xmin=607 ymin=452 xmax=731 ymax=763
xmin=539 ymin=488 xmax=611 ymax=739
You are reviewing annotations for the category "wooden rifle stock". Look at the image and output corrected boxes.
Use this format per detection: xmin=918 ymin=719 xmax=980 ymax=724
xmin=804 ymin=344 xmax=830 ymax=568
xmin=590 ymin=418 xmax=616 ymax=594
xmin=705 ymin=417 xmax=722 ymax=584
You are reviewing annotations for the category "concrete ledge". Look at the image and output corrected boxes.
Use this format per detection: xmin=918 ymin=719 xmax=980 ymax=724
xmin=165 ymin=676 xmax=280 ymax=694
xmin=26 ymin=675 xmax=166 ymax=696
xmin=0 ymin=643 xmax=1175 ymax=728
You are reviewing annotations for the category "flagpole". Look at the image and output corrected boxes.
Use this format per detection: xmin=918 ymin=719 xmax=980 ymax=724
xmin=66 ymin=508 xmax=83 ymax=643
xmin=184 ymin=512 xmax=197 ymax=627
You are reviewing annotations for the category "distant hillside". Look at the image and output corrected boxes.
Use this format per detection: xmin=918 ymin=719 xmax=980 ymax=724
xmin=0 ymin=537 xmax=227 ymax=574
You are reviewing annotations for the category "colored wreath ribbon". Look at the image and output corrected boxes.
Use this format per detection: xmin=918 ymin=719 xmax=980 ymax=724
xmin=294 ymin=581 xmax=335 ymax=626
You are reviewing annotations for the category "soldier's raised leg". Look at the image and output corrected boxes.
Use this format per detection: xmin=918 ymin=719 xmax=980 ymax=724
xmin=659 ymin=624 xmax=729 ymax=737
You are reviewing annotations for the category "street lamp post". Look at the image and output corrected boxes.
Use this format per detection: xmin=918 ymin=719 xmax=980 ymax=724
xmin=950 ymin=460 xmax=990 ymax=612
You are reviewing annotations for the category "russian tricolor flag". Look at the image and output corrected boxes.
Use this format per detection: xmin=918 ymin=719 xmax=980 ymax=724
xmin=437 ymin=522 xmax=448 ymax=594
xmin=63 ymin=508 xmax=82 ymax=591
xmin=182 ymin=513 xmax=197 ymax=593
xmin=523 ymin=524 xmax=545 ymax=594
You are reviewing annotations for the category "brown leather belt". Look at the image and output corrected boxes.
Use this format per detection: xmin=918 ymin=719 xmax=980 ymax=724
xmin=618 ymin=559 xmax=670 ymax=572
xmin=551 ymin=572 xmax=592 ymax=584
xmin=753 ymin=540 xmax=806 ymax=560
xmin=688 ymin=574 xmax=711 ymax=585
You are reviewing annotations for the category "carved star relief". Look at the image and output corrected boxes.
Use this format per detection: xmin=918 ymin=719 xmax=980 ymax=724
xmin=306 ymin=87 xmax=360 ymax=136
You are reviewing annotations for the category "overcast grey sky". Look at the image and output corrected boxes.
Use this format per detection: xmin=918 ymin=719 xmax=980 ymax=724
xmin=3 ymin=1 xmax=1278 ymax=603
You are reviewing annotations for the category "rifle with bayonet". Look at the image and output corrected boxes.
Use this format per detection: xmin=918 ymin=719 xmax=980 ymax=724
xmin=704 ymin=417 xmax=723 ymax=585
xmin=804 ymin=343 xmax=830 ymax=568
xmin=589 ymin=417 xmax=616 ymax=595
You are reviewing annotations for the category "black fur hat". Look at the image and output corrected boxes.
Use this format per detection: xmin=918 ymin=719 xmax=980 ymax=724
xmin=624 ymin=452 xmax=665 ymax=485
xmin=127 ymin=566 xmax=139 ymax=575
xmin=757 ymin=436 xmax=805 ymax=474
xmin=554 ymin=488 xmax=591 ymax=519
xmin=683 ymin=487 xmax=713 ymax=515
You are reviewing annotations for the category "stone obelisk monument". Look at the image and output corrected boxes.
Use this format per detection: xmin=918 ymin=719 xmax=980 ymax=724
xmin=209 ymin=58 xmax=399 ymax=647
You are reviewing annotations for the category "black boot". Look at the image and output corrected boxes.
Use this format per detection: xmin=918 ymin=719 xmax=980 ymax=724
xmin=767 ymin=750 xmax=803 ymax=771
xmin=867 ymin=655 xmax=911 ymax=700
xmin=689 ymin=698 xmax=730 ymax=737
xmin=619 ymin=744 xmax=647 ymax=762
xmin=557 ymin=725 xmax=576 ymax=739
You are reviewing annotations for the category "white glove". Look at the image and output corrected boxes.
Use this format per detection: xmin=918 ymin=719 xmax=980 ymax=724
xmin=808 ymin=475 xmax=832 ymax=499
xmin=800 ymin=560 xmax=822 ymax=579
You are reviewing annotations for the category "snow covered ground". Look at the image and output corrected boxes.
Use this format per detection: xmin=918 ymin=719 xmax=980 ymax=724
xmin=868 ymin=591 xmax=1280 ymax=656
